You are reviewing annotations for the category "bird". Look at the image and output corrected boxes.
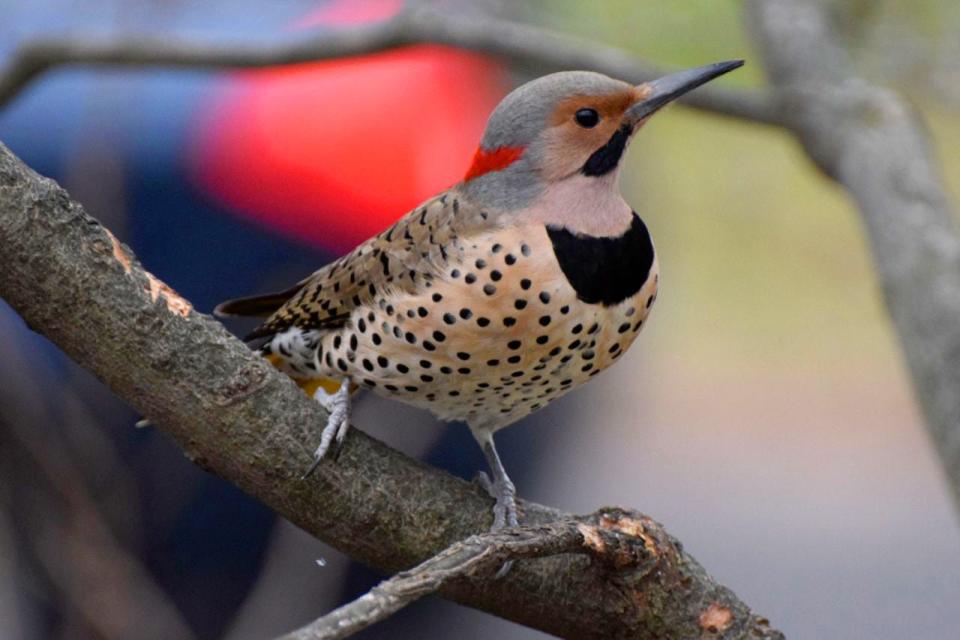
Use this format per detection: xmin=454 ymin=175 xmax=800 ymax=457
xmin=215 ymin=60 xmax=744 ymax=534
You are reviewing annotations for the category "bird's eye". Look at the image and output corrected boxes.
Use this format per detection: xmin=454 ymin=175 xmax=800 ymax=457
xmin=574 ymin=108 xmax=600 ymax=128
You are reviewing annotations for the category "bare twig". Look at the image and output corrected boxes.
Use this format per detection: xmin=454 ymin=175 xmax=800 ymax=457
xmin=279 ymin=518 xmax=638 ymax=640
xmin=745 ymin=0 xmax=960 ymax=512
xmin=0 ymin=141 xmax=781 ymax=638
xmin=0 ymin=5 xmax=778 ymax=124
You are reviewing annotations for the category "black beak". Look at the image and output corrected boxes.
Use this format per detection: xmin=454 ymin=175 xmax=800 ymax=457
xmin=625 ymin=60 xmax=744 ymax=121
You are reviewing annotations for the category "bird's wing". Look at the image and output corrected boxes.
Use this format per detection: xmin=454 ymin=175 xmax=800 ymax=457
xmin=214 ymin=281 xmax=310 ymax=318
xmin=218 ymin=191 xmax=476 ymax=343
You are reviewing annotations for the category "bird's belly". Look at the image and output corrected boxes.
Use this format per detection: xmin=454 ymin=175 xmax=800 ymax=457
xmin=312 ymin=225 xmax=659 ymax=429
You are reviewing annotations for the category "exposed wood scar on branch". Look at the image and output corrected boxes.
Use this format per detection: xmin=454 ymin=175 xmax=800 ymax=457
xmin=577 ymin=522 xmax=606 ymax=554
xmin=598 ymin=511 xmax=660 ymax=558
xmin=108 ymin=231 xmax=132 ymax=274
xmin=146 ymin=274 xmax=192 ymax=318
xmin=700 ymin=602 xmax=734 ymax=634
xmin=106 ymin=229 xmax=191 ymax=317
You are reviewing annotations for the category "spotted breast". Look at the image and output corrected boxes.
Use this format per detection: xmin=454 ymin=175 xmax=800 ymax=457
xmin=266 ymin=197 xmax=658 ymax=433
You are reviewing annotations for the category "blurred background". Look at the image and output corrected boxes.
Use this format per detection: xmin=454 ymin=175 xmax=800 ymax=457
xmin=1 ymin=0 xmax=960 ymax=638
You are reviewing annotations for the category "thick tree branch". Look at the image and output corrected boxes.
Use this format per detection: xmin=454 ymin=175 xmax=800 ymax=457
xmin=746 ymin=0 xmax=960 ymax=512
xmin=0 ymin=141 xmax=781 ymax=638
xmin=0 ymin=5 xmax=778 ymax=124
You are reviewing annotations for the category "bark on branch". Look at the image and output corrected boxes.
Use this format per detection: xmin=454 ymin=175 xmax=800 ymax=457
xmin=280 ymin=517 xmax=657 ymax=640
xmin=746 ymin=0 xmax=960 ymax=512
xmin=0 ymin=5 xmax=778 ymax=124
xmin=0 ymin=141 xmax=781 ymax=638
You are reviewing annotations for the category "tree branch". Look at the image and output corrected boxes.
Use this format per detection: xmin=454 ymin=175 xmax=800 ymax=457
xmin=0 ymin=5 xmax=778 ymax=124
xmin=0 ymin=141 xmax=781 ymax=638
xmin=745 ymin=0 xmax=960 ymax=512
xmin=280 ymin=517 xmax=647 ymax=640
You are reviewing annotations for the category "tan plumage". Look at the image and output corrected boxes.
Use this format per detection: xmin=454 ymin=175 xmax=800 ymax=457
xmin=229 ymin=194 xmax=658 ymax=428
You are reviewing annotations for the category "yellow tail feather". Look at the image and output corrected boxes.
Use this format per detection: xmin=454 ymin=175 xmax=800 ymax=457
xmin=265 ymin=354 xmax=355 ymax=397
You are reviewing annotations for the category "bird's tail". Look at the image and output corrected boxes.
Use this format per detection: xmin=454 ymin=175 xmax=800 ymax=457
xmin=217 ymin=285 xmax=350 ymax=398
xmin=213 ymin=283 xmax=305 ymax=318
xmin=263 ymin=354 xmax=345 ymax=397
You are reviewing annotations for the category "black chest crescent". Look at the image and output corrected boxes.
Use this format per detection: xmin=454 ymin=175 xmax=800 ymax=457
xmin=546 ymin=213 xmax=655 ymax=306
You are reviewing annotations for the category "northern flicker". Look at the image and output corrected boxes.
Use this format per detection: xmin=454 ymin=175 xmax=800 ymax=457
xmin=216 ymin=60 xmax=744 ymax=532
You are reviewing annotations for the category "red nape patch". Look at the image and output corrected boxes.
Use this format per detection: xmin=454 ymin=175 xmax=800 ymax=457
xmin=464 ymin=145 xmax=525 ymax=181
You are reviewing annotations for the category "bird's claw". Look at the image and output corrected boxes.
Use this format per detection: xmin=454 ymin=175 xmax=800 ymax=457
xmin=494 ymin=559 xmax=515 ymax=580
xmin=302 ymin=380 xmax=351 ymax=480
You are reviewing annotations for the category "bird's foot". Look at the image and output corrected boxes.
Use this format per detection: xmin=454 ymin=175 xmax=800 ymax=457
xmin=477 ymin=470 xmax=519 ymax=579
xmin=473 ymin=432 xmax=520 ymax=577
xmin=476 ymin=471 xmax=519 ymax=530
xmin=302 ymin=379 xmax=351 ymax=479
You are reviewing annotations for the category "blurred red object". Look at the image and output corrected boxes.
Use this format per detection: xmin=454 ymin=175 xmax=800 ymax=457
xmin=189 ymin=0 xmax=507 ymax=253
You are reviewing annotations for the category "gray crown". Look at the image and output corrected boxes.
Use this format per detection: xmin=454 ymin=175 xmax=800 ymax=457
xmin=480 ymin=71 xmax=631 ymax=150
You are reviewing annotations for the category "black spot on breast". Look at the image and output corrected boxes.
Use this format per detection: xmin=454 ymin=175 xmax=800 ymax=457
xmin=582 ymin=124 xmax=631 ymax=177
xmin=546 ymin=213 xmax=654 ymax=306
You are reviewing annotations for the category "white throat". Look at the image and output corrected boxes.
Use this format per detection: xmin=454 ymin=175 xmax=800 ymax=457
xmin=513 ymin=170 xmax=633 ymax=237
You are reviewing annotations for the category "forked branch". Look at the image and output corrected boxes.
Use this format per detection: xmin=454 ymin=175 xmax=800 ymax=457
xmin=280 ymin=517 xmax=653 ymax=640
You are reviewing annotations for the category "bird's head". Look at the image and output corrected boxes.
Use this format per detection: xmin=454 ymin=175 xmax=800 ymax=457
xmin=459 ymin=61 xmax=744 ymax=227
